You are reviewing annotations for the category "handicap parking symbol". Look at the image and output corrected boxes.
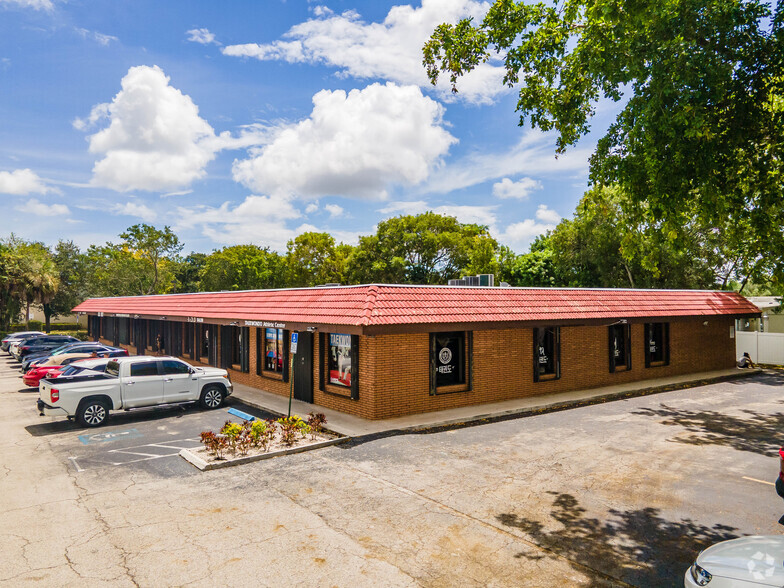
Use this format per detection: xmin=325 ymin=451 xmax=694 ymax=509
xmin=78 ymin=428 xmax=143 ymax=445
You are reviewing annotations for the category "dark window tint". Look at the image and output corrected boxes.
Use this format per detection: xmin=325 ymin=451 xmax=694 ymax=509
xmin=161 ymin=360 xmax=190 ymax=375
xmin=130 ymin=363 xmax=160 ymax=377
xmin=609 ymin=323 xmax=631 ymax=372
xmin=433 ymin=332 xmax=465 ymax=387
xmin=534 ymin=327 xmax=560 ymax=381
xmin=106 ymin=361 xmax=120 ymax=377
xmin=645 ymin=323 xmax=669 ymax=367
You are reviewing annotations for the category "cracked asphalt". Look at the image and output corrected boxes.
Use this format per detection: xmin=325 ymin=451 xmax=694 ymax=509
xmin=1 ymin=354 xmax=782 ymax=587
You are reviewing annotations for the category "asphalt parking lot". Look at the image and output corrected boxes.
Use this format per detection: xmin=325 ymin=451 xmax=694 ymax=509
xmin=10 ymin=356 xmax=277 ymax=477
xmin=2 ymin=353 xmax=783 ymax=587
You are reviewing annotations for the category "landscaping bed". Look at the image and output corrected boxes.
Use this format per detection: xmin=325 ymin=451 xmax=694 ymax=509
xmin=179 ymin=413 xmax=346 ymax=471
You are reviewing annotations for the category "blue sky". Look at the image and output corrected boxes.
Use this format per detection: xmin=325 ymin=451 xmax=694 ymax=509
xmin=0 ymin=0 xmax=619 ymax=255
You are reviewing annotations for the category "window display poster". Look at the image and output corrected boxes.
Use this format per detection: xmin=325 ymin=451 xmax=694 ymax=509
xmin=329 ymin=333 xmax=352 ymax=387
xmin=265 ymin=328 xmax=283 ymax=372
xmin=435 ymin=333 xmax=463 ymax=386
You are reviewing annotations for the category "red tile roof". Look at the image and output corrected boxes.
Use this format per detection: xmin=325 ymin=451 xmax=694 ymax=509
xmin=72 ymin=285 xmax=759 ymax=330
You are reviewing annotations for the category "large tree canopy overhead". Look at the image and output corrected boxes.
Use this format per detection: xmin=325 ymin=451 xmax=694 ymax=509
xmin=423 ymin=0 xmax=784 ymax=282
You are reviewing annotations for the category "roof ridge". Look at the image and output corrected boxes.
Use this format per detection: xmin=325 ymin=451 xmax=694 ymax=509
xmin=360 ymin=285 xmax=379 ymax=325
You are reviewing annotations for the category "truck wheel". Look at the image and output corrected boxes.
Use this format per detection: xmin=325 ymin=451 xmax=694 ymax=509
xmin=77 ymin=399 xmax=109 ymax=427
xmin=199 ymin=385 xmax=224 ymax=410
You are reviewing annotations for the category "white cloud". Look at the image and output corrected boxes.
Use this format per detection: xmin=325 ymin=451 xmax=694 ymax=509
xmin=535 ymin=203 xmax=561 ymax=224
xmin=499 ymin=205 xmax=561 ymax=251
xmin=379 ymin=200 xmax=497 ymax=226
xmin=492 ymin=177 xmax=542 ymax=200
xmin=0 ymin=168 xmax=55 ymax=195
xmin=304 ymin=202 xmax=319 ymax=214
xmin=221 ymin=0 xmax=507 ymax=105
xmin=161 ymin=189 xmax=193 ymax=198
xmin=111 ymin=201 xmax=157 ymax=222
xmin=378 ymin=200 xmax=429 ymax=216
xmin=324 ymin=203 xmax=344 ymax=218
xmin=75 ymin=27 xmax=118 ymax=45
xmin=175 ymin=194 xmax=302 ymax=250
xmin=187 ymin=28 xmax=219 ymax=45
xmin=232 ymin=82 xmax=456 ymax=200
xmin=15 ymin=198 xmax=69 ymax=216
xmin=0 ymin=0 xmax=53 ymax=10
xmin=422 ymin=131 xmax=592 ymax=195
xmin=80 ymin=65 xmax=219 ymax=192
xmin=311 ymin=6 xmax=333 ymax=17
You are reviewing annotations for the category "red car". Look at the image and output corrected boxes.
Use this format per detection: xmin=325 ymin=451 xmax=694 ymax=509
xmin=23 ymin=365 xmax=65 ymax=388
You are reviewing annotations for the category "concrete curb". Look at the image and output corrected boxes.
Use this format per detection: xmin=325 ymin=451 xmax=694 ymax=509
xmin=179 ymin=436 xmax=349 ymax=471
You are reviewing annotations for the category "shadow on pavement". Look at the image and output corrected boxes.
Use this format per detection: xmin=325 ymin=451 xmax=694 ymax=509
xmin=725 ymin=370 xmax=784 ymax=387
xmin=497 ymin=492 xmax=737 ymax=587
xmin=632 ymin=404 xmax=783 ymax=457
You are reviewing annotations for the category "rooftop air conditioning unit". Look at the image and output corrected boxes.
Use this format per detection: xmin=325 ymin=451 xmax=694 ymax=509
xmin=465 ymin=276 xmax=480 ymax=287
xmin=479 ymin=274 xmax=494 ymax=287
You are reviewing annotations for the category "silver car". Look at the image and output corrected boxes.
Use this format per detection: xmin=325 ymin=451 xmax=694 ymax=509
xmin=685 ymin=536 xmax=784 ymax=587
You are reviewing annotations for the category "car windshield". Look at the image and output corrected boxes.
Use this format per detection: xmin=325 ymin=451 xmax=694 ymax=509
xmin=58 ymin=365 xmax=79 ymax=376
xmin=51 ymin=343 xmax=79 ymax=355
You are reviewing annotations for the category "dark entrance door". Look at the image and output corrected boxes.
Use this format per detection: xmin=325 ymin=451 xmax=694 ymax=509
xmin=292 ymin=331 xmax=313 ymax=403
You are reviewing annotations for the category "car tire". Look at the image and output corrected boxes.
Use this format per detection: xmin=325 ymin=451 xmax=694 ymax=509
xmin=77 ymin=399 xmax=109 ymax=427
xmin=199 ymin=385 xmax=224 ymax=410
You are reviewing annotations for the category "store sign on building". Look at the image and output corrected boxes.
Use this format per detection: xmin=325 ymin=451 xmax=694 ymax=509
xmin=244 ymin=320 xmax=286 ymax=328
xmin=187 ymin=317 xmax=204 ymax=323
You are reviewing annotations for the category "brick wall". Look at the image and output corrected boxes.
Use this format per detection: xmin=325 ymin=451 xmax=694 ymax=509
xmin=364 ymin=318 xmax=736 ymax=419
xmin=99 ymin=317 xmax=736 ymax=420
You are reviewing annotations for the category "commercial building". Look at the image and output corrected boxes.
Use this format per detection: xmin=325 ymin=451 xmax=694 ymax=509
xmin=73 ymin=285 xmax=759 ymax=420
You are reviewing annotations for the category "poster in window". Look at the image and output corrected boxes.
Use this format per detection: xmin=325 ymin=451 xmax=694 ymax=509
xmin=435 ymin=333 xmax=463 ymax=387
xmin=536 ymin=328 xmax=556 ymax=377
xmin=329 ymin=333 xmax=352 ymax=387
xmin=265 ymin=328 xmax=284 ymax=372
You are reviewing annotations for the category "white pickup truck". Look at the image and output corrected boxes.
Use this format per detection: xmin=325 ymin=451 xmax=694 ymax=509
xmin=37 ymin=356 xmax=233 ymax=427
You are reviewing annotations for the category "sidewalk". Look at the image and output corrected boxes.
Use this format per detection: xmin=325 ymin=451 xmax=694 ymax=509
xmin=231 ymin=368 xmax=760 ymax=438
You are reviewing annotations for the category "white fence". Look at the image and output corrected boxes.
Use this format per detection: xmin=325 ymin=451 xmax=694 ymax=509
xmin=736 ymin=331 xmax=784 ymax=366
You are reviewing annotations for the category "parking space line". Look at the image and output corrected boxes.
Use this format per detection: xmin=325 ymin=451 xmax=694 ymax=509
xmin=742 ymin=476 xmax=775 ymax=486
xmin=68 ymin=457 xmax=83 ymax=472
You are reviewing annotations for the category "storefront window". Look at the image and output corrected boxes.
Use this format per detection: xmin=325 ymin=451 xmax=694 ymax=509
xmin=534 ymin=327 xmax=560 ymax=382
xmin=645 ymin=322 xmax=669 ymax=367
xmin=264 ymin=328 xmax=286 ymax=374
xmin=328 ymin=333 xmax=352 ymax=387
xmin=432 ymin=331 xmax=465 ymax=387
xmin=609 ymin=323 xmax=631 ymax=372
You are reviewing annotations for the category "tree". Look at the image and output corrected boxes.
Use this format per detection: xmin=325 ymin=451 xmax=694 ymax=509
xmin=286 ymin=232 xmax=349 ymax=287
xmin=84 ymin=224 xmax=184 ymax=297
xmin=0 ymin=241 xmax=21 ymax=330
xmin=45 ymin=241 xmax=89 ymax=327
xmin=173 ymin=253 xmax=208 ymax=293
xmin=424 ymin=0 xmax=784 ymax=282
xmin=199 ymin=245 xmax=288 ymax=292
xmin=119 ymin=224 xmax=183 ymax=295
xmin=347 ymin=212 xmax=498 ymax=284
xmin=498 ymin=238 xmax=562 ymax=287
xmin=9 ymin=240 xmax=60 ymax=330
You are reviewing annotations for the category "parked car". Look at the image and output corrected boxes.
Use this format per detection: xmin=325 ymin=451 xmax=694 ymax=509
xmin=12 ymin=335 xmax=80 ymax=361
xmin=22 ymin=343 xmax=127 ymax=372
xmin=54 ymin=358 xmax=112 ymax=378
xmin=37 ymin=356 xmax=232 ymax=427
xmin=2 ymin=331 xmax=45 ymax=352
xmin=22 ymin=354 xmax=116 ymax=387
xmin=685 ymin=535 xmax=784 ymax=586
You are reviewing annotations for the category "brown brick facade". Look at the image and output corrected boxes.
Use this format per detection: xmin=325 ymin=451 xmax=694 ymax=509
xmin=97 ymin=316 xmax=736 ymax=420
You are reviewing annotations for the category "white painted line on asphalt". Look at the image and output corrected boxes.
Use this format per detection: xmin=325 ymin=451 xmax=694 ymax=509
xmin=68 ymin=457 xmax=84 ymax=472
xmin=742 ymin=476 xmax=775 ymax=486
